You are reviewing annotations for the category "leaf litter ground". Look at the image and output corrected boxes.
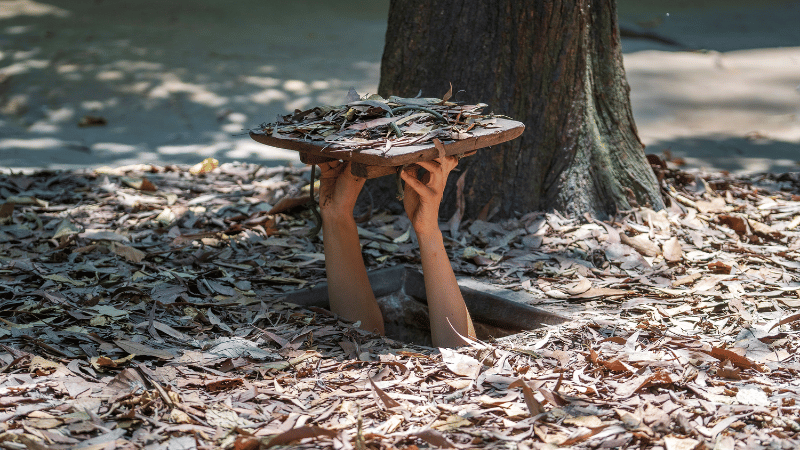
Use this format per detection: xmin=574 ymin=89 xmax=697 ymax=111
xmin=0 ymin=160 xmax=798 ymax=450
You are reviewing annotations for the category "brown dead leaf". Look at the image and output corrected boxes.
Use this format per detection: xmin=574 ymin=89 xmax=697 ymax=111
xmin=114 ymin=338 xmax=174 ymax=360
xmin=565 ymin=279 xmax=592 ymax=295
xmin=672 ymin=272 xmax=701 ymax=287
xmin=715 ymin=361 xmax=741 ymax=380
xmin=264 ymin=426 xmax=339 ymax=448
xmin=369 ymin=378 xmax=403 ymax=410
xmin=662 ymin=237 xmax=683 ymax=262
xmin=445 ymin=379 xmax=471 ymax=390
xmin=110 ymin=242 xmax=146 ymax=263
xmin=510 ymin=379 xmax=545 ymax=416
xmin=769 ymin=312 xmax=800 ymax=331
xmin=269 ymin=194 xmax=311 ymax=215
xmin=717 ymin=214 xmax=748 ymax=234
xmin=122 ymin=176 xmax=157 ymax=192
xmin=707 ymin=260 xmax=733 ymax=274
xmin=0 ymin=202 xmax=13 ymax=224
xmin=413 ymin=429 xmax=459 ymax=449
xmin=441 ymin=82 xmax=453 ymax=103
xmin=570 ymin=287 xmax=631 ymax=299
xmin=432 ymin=414 xmax=471 ymax=432
xmin=748 ymin=218 xmax=779 ymax=238
xmin=559 ymin=425 xmax=615 ymax=447
xmin=29 ymin=356 xmax=60 ymax=376
xmin=663 ymin=435 xmax=702 ymax=450
xmin=590 ymin=349 xmax=632 ymax=373
xmin=704 ymin=346 xmax=761 ymax=372
xmin=206 ymin=378 xmax=244 ymax=392
xmin=190 ymin=157 xmax=219 ymax=175
xmin=620 ymin=233 xmax=659 ymax=257
xmin=538 ymin=387 xmax=568 ymax=407
xmin=695 ymin=197 xmax=727 ymax=213
xmin=563 ymin=415 xmax=603 ymax=427
xmin=439 ymin=348 xmax=480 ymax=378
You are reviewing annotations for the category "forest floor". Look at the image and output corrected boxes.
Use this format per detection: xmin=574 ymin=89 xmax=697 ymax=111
xmin=0 ymin=160 xmax=799 ymax=450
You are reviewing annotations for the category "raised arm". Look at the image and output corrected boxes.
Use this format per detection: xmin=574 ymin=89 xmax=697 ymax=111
xmin=400 ymin=157 xmax=475 ymax=347
xmin=318 ymin=161 xmax=384 ymax=334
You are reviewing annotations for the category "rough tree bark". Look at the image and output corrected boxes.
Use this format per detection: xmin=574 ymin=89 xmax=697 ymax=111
xmin=375 ymin=0 xmax=665 ymax=219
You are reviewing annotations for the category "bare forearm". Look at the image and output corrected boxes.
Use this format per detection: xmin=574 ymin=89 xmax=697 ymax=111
xmin=322 ymin=215 xmax=384 ymax=334
xmin=417 ymin=230 xmax=475 ymax=347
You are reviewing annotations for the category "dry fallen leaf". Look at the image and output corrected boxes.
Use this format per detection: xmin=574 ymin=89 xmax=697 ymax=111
xmin=2 ymin=163 xmax=798 ymax=450
xmin=111 ymin=242 xmax=146 ymax=263
xmin=439 ymin=348 xmax=481 ymax=378
xmin=663 ymin=435 xmax=701 ymax=450
xmin=662 ymin=236 xmax=683 ymax=262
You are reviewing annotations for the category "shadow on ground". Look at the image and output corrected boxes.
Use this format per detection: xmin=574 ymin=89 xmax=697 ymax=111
xmin=647 ymin=135 xmax=800 ymax=174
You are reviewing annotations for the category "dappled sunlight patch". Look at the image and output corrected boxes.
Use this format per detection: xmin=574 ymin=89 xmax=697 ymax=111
xmin=0 ymin=137 xmax=65 ymax=149
xmin=682 ymin=156 xmax=799 ymax=175
xmin=250 ymin=88 xmax=287 ymax=104
xmin=225 ymin=112 xmax=247 ymax=124
xmin=221 ymin=122 xmax=247 ymax=133
xmin=80 ymin=99 xmax=113 ymax=111
xmin=0 ymin=0 xmax=388 ymax=174
xmin=352 ymin=60 xmax=380 ymax=79
xmin=310 ymin=79 xmax=331 ymax=90
xmin=282 ymin=79 xmax=310 ymax=95
xmin=4 ymin=25 xmax=32 ymax=35
xmin=110 ymin=59 xmax=164 ymax=72
xmin=284 ymin=96 xmax=312 ymax=111
xmin=226 ymin=139 xmax=300 ymax=162
xmin=157 ymin=143 xmax=228 ymax=157
xmin=95 ymin=70 xmax=124 ymax=81
xmin=91 ymin=142 xmax=142 ymax=154
xmin=0 ymin=58 xmax=49 ymax=76
xmin=148 ymin=73 xmax=228 ymax=107
xmin=0 ymin=0 xmax=69 ymax=19
xmin=118 ymin=80 xmax=152 ymax=95
xmin=242 ymin=75 xmax=280 ymax=88
xmin=55 ymin=63 xmax=79 ymax=73
xmin=44 ymin=106 xmax=75 ymax=123
xmin=12 ymin=47 xmax=41 ymax=60
xmin=256 ymin=64 xmax=277 ymax=73
xmin=627 ymin=47 xmax=800 ymax=164
xmin=27 ymin=121 xmax=60 ymax=133
xmin=26 ymin=106 xmax=75 ymax=133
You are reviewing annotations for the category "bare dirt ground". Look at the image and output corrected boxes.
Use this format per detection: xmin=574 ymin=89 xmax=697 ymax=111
xmin=0 ymin=2 xmax=799 ymax=450
xmin=0 ymin=0 xmax=798 ymax=174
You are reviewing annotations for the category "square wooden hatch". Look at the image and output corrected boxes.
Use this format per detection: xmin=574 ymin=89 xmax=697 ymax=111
xmin=283 ymin=265 xmax=568 ymax=347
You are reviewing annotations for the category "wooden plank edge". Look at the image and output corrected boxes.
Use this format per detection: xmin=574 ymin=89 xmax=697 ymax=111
xmin=249 ymin=119 xmax=525 ymax=168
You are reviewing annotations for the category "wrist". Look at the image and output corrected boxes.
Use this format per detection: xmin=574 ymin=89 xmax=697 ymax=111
xmin=414 ymin=226 xmax=443 ymax=243
xmin=321 ymin=212 xmax=356 ymax=231
xmin=320 ymin=206 xmax=354 ymax=221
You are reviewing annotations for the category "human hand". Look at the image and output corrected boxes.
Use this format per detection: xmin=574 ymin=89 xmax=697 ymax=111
xmin=400 ymin=156 xmax=458 ymax=236
xmin=318 ymin=160 xmax=365 ymax=220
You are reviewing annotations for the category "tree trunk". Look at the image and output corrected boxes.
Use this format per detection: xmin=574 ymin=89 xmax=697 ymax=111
xmin=375 ymin=0 xmax=664 ymax=219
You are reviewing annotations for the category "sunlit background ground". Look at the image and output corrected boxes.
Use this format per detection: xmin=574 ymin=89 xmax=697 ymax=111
xmin=0 ymin=0 xmax=798 ymax=174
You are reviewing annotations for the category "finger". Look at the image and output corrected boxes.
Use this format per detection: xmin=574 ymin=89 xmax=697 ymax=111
xmin=319 ymin=160 xmax=346 ymax=178
xmin=400 ymin=169 xmax=435 ymax=198
xmin=318 ymin=159 xmax=340 ymax=170
xmin=339 ymin=161 xmax=364 ymax=182
xmin=415 ymin=160 xmax=444 ymax=182
xmin=416 ymin=160 xmax=442 ymax=171
xmin=436 ymin=156 xmax=459 ymax=173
